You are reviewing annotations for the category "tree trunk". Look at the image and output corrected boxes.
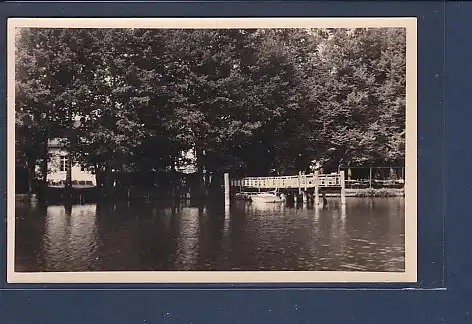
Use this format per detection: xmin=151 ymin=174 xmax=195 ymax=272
xmin=195 ymin=147 xmax=205 ymax=198
xmin=103 ymin=165 xmax=113 ymax=199
xmin=26 ymin=156 xmax=36 ymax=198
xmin=65 ymin=153 xmax=73 ymax=202
xmin=95 ymin=165 xmax=108 ymax=199
xmin=154 ymin=171 xmax=159 ymax=197
xmin=95 ymin=166 xmax=104 ymax=188
xmin=389 ymin=167 xmax=396 ymax=180
xmin=39 ymin=139 xmax=48 ymax=201
xmin=174 ymin=155 xmax=183 ymax=199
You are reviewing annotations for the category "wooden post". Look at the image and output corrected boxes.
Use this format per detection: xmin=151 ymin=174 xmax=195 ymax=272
xmin=314 ymin=170 xmax=320 ymax=206
xmin=340 ymin=170 xmax=346 ymax=205
xmin=304 ymin=173 xmax=307 ymax=191
xmin=224 ymin=173 xmax=230 ymax=206
xmin=314 ymin=202 xmax=320 ymax=220
xmin=225 ymin=203 xmax=230 ymax=220
xmin=302 ymin=190 xmax=308 ymax=206
xmin=369 ymin=166 xmax=372 ymax=188
xmin=341 ymin=201 xmax=347 ymax=219
xmin=298 ymin=171 xmax=302 ymax=195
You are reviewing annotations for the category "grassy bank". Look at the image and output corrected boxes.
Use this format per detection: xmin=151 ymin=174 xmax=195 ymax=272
xmin=324 ymin=188 xmax=404 ymax=198
xmin=347 ymin=188 xmax=404 ymax=197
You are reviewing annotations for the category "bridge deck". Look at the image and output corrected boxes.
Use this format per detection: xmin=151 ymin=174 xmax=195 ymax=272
xmin=231 ymin=173 xmax=342 ymax=189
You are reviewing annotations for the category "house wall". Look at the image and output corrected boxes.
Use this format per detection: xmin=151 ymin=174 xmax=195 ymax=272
xmin=47 ymin=147 xmax=96 ymax=185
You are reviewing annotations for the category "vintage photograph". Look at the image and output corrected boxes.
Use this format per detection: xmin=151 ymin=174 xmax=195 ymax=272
xmin=7 ymin=18 xmax=417 ymax=283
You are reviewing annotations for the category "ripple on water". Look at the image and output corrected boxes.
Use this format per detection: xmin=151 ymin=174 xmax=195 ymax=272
xmin=15 ymin=198 xmax=406 ymax=272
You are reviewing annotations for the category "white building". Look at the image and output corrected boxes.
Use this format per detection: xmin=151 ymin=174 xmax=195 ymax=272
xmin=176 ymin=148 xmax=197 ymax=174
xmin=45 ymin=139 xmax=96 ymax=187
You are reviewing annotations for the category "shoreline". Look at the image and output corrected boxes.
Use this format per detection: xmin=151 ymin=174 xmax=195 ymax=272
xmin=328 ymin=188 xmax=404 ymax=197
xmin=15 ymin=188 xmax=405 ymax=204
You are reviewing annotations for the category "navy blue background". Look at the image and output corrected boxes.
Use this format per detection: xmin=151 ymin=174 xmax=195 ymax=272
xmin=0 ymin=1 xmax=466 ymax=322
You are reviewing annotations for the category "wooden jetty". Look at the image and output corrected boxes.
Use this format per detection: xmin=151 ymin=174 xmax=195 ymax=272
xmin=224 ymin=171 xmax=346 ymax=206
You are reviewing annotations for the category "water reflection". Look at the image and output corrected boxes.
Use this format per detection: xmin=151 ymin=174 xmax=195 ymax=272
xmin=224 ymin=204 xmax=230 ymax=236
xmin=42 ymin=204 xmax=98 ymax=271
xmin=246 ymin=200 xmax=285 ymax=213
xmin=175 ymin=207 xmax=199 ymax=270
xmin=15 ymin=198 xmax=405 ymax=272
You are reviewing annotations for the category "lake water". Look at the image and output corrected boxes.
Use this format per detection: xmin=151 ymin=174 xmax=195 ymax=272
xmin=15 ymin=198 xmax=405 ymax=272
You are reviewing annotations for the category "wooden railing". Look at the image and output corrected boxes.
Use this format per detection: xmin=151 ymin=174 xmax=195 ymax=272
xmin=230 ymin=172 xmax=342 ymax=189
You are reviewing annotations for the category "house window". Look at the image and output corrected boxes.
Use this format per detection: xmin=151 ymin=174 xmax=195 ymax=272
xmin=80 ymin=165 xmax=86 ymax=172
xmin=60 ymin=156 xmax=69 ymax=172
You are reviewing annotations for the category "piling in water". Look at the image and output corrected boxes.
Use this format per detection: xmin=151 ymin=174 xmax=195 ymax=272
xmin=224 ymin=173 xmax=230 ymax=206
xmin=314 ymin=171 xmax=320 ymax=206
xmin=340 ymin=170 xmax=346 ymax=204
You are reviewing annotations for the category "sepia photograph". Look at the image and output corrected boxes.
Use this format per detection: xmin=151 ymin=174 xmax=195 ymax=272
xmin=7 ymin=18 xmax=417 ymax=283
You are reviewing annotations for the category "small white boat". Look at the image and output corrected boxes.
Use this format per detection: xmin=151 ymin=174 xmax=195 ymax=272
xmin=235 ymin=192 xmax=253 ymax=200
xmin=251 ymin=191 xmax=284 ymax=203
xmin=235 ymin=192 xmax=264 ymax=201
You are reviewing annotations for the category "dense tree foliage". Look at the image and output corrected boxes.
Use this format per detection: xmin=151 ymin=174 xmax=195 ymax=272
xmin=15 ymin=27 xmax=406 ymax=195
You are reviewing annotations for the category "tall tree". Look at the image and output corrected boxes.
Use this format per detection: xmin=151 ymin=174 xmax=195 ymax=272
xmin=15 ymin=27 xmax=406 ymax=197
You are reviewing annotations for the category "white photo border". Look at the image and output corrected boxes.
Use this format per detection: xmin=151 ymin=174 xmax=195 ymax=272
xmin=7 ymin=17 xmax=417 ymax=284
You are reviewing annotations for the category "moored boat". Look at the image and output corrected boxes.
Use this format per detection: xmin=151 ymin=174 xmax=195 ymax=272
xmin=235 ymin=192 xmax=253 ymax=200
xmin=251 ymin=190 xmax=284 ymax=203
xmin=235 ymin=192 xmax=261 ymax=201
